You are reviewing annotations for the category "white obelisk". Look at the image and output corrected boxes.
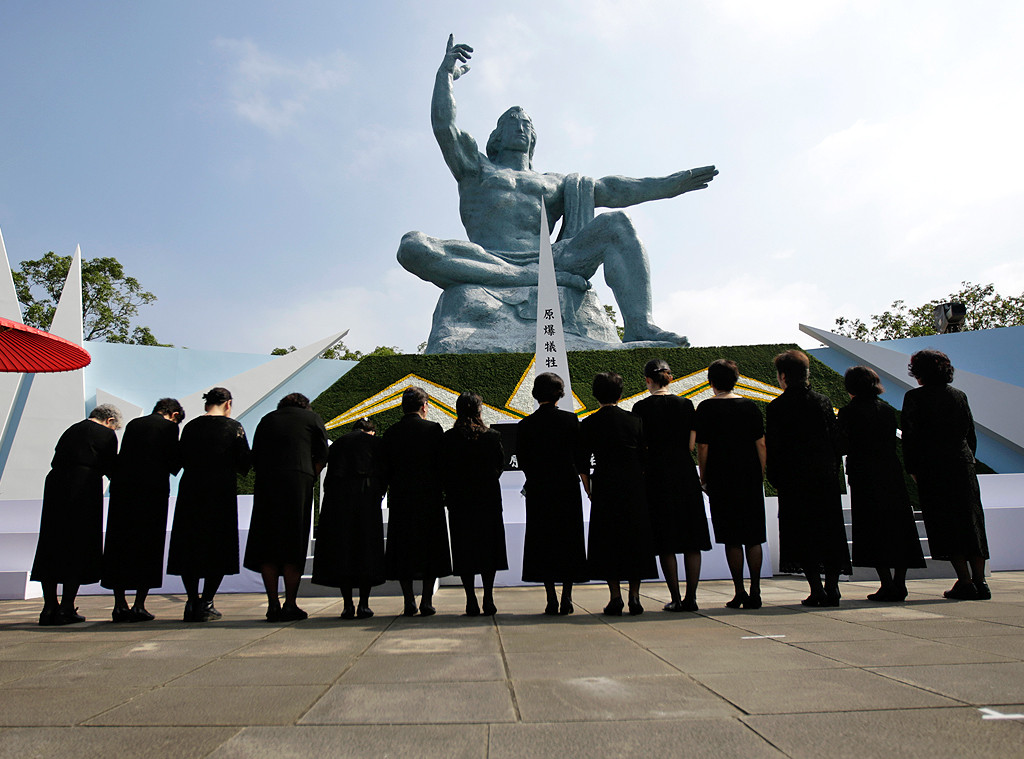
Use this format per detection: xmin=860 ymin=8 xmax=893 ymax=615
xmin=534 ymin=198 xmax=574 ymax=412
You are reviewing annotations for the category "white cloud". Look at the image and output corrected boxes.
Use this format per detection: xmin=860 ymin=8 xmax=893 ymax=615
xmin=214 ymin=38 xmax=350 ymax=134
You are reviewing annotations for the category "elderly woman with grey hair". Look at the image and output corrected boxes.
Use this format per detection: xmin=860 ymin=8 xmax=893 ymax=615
xmin=32 ymin=403 xmax=123 ymax=625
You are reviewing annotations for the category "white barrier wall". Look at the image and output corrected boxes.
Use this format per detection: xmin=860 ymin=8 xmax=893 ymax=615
xmin=3 ymin=473 xmax=1023 ymax=600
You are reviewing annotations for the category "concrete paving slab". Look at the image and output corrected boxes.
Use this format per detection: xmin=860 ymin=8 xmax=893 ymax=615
xmin=744 ymin=707 xmax=1024 ymax=759
xmin=99 ymin=638 xmax=250 ymax=659
xmin=168 ymin=655 xmax=354 ymax=687
xmin=0 ymin=687 xmax=142 ymax=726
xmin=365 ymin=626 xmax=500 ymax=655
xmin=0 ymin=726 xmax=240 ymax=758
xmin=210 ymin=724 xmax=488 ymax=758
xmin=513 ymin=673 xmax=740 ymax=722
xmin=340 ymin=652 xmax=506 ymax=683
xmin=0 ymin=638 xmax=126 ymax=661
xmin=488 ymin=719 xmax=786 ymax=759
xmin=652 ymin=639 xmax=845 ymax=674
xmin=505 ymin=647 xmax=679 ymax=680
xmin=299 ymin=681 xmax=516 ymax=724
xmin=497 ymin=625 xmax=634 ymax=653
xmin=725 ymin=616 xmax=906 ymax=643
xmin=9 ymin=656 xmax=208 ymax=689
xmin=795 ymin=638 xmax=1017 ymax=667
xmin=227 ymin=631 xmax=375 ymax=658
xmin=0 ymin=659 xmax=63 ymax=685
xmin=693 ymin=667 xmax=959 ymax=714
xmin=869 ymin=661 xmax=1024 ymax=704
xmin=86 ymin=684 xmax=325 ymax=726
xmin=946 ymin=634 xmax=1024 ymax=659
xmin=852 ymin=617 xmax=1023 ymax=638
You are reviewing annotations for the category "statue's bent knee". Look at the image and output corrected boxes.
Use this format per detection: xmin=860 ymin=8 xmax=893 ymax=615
xmin=397 ymin=231 xmax=430 ymax=272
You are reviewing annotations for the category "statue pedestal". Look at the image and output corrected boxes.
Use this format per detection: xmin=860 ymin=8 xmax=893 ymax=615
xmin=425 ymin=284 xmax=623 ymax=354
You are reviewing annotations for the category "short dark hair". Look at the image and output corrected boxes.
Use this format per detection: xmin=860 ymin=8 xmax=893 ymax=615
xmin=707 ymin=359 xmax=739 ymax=392
xmin=592 ymin=371 xmax=623 ymax=404
xmin=278 ymin=392 xmax=310 ymax=410
xmin=644 ymin=359 xmax=673 ymax=388
xmin=908 ymin=349 xmax=954 ymax=386
xmin=152 ymin=397 xmax=185 ymax=422
xmin=844 ymin=366 xmax=884 ymax=397
xmin=532 ymin=372 xmax=564 ymax=404
xmin=774 ymin=350 xmax=810 ymax=387
xmin=353 ymin=417 xmax=376 ymax=433
xmin=402 ymin=386 xmax=429 ymax=414
xmin=203 ymin=387 xmax=232 ymax=407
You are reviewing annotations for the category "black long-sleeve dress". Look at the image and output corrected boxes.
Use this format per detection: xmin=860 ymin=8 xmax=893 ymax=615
xmin=901 ymin=384 xmax=988 ymax=561
xmin=166 ymin=415 xmax=251 ymax=578
xmin=837 ymin=395 xmax=926 ymax=569
xmin=517 ymin=403 xmax=589 ymax=583
xmin=31 ymin=419 xmax=118 ymax=585
xmin=101 ymin=413 xmax=182 ymax=590
xmin=766 ymin=386 xmax=852 ymax=575
xmin=694 ymin=397 xmax=767 ymax=546
xmin=632 ymin=394 xmax=711 ymax=554
xmin=382 ymin=413 xmax=452 ymax=580
xmin=243 ymin=406 xmax=329 ymax=571
xmin=581 ymin=405 xmax=657 ymax=581
xmin=312 ymin=429 xmax=387 ymax=588
xmin=442 ymin=426 xmax=508 ymax=576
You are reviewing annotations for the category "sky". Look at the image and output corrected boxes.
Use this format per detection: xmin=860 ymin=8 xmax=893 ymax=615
xmin=1 ymin=1 xmax=1022 ymax=355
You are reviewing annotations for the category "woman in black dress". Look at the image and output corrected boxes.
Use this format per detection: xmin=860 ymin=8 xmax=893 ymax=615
xmin=632 ymin=359 xmax=710 ymax=612
xmin=166 ymin=387 xmax=251 ymax=622
xmin=837 ymin=366 xmax=925 ymax=601
xmin=766 ymin=350 xmax=851 ymax=607
xmin=102 ymin=398 xmax=184 ymax=622
xmin=902 ymin=350 xmax=990 ymax=600
xmin=32 ymin=404 xmax=121 ymax=626
xmin=244 ymin=393 xmax=329 ymax=622
xmin=312 ymin=417 xmax=387 ymax=619
xmin=442 ymin=392 xmax=508 ymax=616
xmin=517 ymin=372 xmax=589 ymax=615
xmin=694 ymin=360 xmax=767 ymax=610
xmin=582 ymin=371 xmax=657 ymax=616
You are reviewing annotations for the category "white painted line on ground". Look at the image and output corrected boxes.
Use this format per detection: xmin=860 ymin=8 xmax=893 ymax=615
xmin=979 ymin=708 xmax=1024 ymax=720
xmin=741 ymin=634 xmax=786 ymax=639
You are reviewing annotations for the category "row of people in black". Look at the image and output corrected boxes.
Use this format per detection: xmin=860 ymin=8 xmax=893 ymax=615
xmin=29 ymin=347 xmax=990 ymax=625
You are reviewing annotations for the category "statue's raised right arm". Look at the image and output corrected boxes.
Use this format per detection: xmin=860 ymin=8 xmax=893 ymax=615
xmin=432 ymin=35 xmax=479 ymax=181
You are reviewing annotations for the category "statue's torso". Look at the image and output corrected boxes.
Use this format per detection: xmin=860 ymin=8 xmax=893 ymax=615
xmin=459 ymin=163 xmax=564 ymax=253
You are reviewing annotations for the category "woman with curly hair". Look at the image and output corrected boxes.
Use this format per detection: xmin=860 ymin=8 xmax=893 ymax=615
xmin=902 ymin=350 xmax=990 ymax=600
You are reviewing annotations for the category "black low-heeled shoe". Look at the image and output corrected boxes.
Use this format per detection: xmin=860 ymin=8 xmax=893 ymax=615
xmin=544 ymin=600 xmax=559 ymax=615
xmin=742 ymin=594 xmax=761 ymax=610
xmin=39 ymin=606 xmax=61 ymax=626
xmin=680 ymin=597 xmax=700 ymax=612
xmin=356 ymin=604 xmax=374 ymax=619
xmin=974 ymin=580 xmax=992 ymax=600
xmin=402 ymin=601 xmax=418 ymax=617
xmin=339 ymin=605 xmax=356 ymax=620
xmin=557 ymin=598 xmax=572 ymax=616
xmin=663 ymin=600 xmax=684 ymax=612
xmin=944 ymin=580 xmax=979 ymax=600
xmin=60 ymin=608 xmax=85 ymax=624
xmin=725 ymin=591 xmax=748 ymax=609
xmin=628 ymin=597 xmax=644 ymax=616
xmin=185 ymin=601 xmax=209 ymax=623
xmin=111 ymin=606 xmax=134 ymax=623
xmin=482 ymin=600 xmax=498 ymax=616
xmin=418 ymin=603 xmax=436 ymax=617
xmin=280 ymin=604 xmax=308 ymax=622
xmin=465 ymin=599 xmax=481 ymax=617
xmin=603 ymin=598 xmax=624 ymax=616
xmin=203 ymin=601 xmax=222 ymax=619
xmin=131 ymin=607 xmax=155 ymax=622
xmin=801 ymin=592 xmax=826 ymax=608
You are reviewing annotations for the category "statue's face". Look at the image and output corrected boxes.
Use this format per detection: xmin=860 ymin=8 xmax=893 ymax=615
xmin=502 ymin=113 xmax=533 ymax=152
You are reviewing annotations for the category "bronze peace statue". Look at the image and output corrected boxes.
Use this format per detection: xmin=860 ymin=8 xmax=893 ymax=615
xmin=398 ymin=35 xmax=718 ymax=354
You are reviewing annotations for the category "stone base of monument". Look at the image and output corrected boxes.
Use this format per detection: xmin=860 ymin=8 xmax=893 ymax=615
xmin=424 ymin=283 xmax=683 ymax=354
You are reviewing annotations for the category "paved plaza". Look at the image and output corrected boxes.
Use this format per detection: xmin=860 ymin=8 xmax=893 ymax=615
xmin=1 ymin=574 xmax=1023 ymax=758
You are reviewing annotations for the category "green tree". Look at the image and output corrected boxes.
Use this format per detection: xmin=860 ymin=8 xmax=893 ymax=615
xmin=604 ymin=304 xmax=626 ymax=341
xmin=272 ymin=341 xmax=402 ymax=360
xmin=835 ymin=282 xmax=1024 ymax=341
xmin=13 ymin=252 xmax=163 ymax=345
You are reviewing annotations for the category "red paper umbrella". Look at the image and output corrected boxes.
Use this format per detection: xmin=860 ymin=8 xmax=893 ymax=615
xmin=0 ymin=316 xmax=91 ymax=373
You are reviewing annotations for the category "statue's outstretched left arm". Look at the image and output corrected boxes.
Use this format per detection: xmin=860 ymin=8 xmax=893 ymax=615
xmin=593 ymin=165 xmax=718 ymax=208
